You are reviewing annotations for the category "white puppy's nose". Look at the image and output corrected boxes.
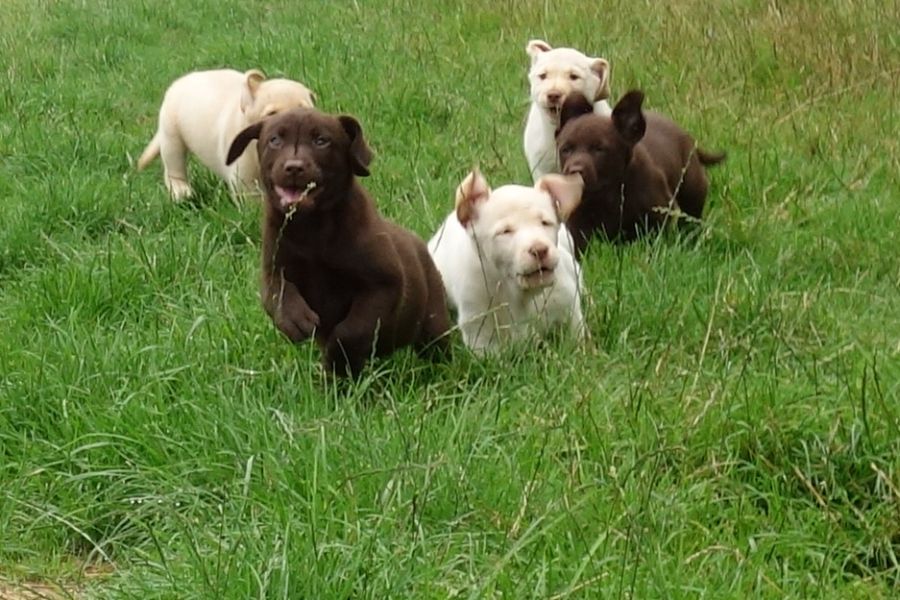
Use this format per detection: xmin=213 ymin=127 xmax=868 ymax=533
xmin=546 ymin=92 xmax=562 ymax=105
xmin=529 ymin=242 xmax=549 ymax=262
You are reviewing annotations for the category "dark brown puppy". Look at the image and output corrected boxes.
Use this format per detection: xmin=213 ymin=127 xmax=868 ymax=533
xmin=556 ymin=90 xmax=725 ymax=256
xmin=226 ymin=107 xmax=450 ymax=376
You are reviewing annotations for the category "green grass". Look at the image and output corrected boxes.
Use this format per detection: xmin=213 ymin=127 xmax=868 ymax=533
xmin=1 ymin=0 xmax=899 ymax=597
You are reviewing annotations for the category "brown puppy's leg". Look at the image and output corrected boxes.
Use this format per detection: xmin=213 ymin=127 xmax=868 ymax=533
xmin=417 ymin=264 xmax=451 ymax=360
xmin=262 ymin=270 xmax=320 ymax=342
xmin=674 ymin=154 xmax=709 ymax=220
xmin=324 ymin=289 xmax=396 ymax=376
xmin=677 ymin=149 xmax=726 ymax=219
xmin=260 ymin=213 xmax=319 ymax=341
xmin=631 ymin=165 xmax=674 ymax=237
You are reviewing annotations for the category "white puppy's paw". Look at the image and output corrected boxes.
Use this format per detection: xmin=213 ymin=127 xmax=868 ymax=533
xmin=166 ymin=177 xmax=193 ymax=200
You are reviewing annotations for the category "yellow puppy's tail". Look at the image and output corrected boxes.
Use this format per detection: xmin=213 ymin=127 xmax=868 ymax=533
xmin=137 ymin=133 xmax=161 ymax=170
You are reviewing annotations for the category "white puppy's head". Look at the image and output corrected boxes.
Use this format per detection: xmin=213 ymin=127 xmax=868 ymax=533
xmin=240 ymin=69 xmax=316 ymax=123
xmin=526 ymin=39 xmax=610 ymax=124
xmin=455 ymin=169 xmax=583 ymax=291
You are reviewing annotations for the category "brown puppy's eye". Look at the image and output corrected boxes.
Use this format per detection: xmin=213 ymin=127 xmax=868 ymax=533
xmin=559 ymin=144 xmax=573 ymax=156
xmin=538 ymin=72 xmax=548 ymax=81
xmin=590 ymin=144 xmax=605 ymax=154
xmin=313 ymin=136 xmax=330 ymax=148
xmin=269 ymin=135 xmax=282 ymax=148
xmin=569 ymin=73 xmax=580 ymax=81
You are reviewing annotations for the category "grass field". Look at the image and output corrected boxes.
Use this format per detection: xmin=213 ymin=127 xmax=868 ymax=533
xmin=1 ymin=0 xmax=899 ymax=597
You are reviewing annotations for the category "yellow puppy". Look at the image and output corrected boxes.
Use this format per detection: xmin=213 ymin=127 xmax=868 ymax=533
xmin=138 ymin=69 xmax=315 ymax=199
xmin=523 ymin=40 xmax=611 ymax=181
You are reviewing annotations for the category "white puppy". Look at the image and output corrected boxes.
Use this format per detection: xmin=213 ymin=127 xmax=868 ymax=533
xmin=523 ymin=40 xmax=612 ymax=181
xmin=428 ymin=169 xmax=586 ymax=353
xmin=138 ymin=69 xmax=315 ymax=199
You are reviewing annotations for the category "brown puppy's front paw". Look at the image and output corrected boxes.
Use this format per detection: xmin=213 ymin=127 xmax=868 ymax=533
xmin=323 ymin=329 xmax=367 ymax=377
xmin=274 ymin=297 xmax=320 ymax=342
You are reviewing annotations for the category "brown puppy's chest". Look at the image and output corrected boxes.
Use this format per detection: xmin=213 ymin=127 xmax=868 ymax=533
xmin=568 ymin=174 xmax=668 ymax=251
xmin=567 ymin=187 xmax=637 ymax=250
xmin=271 ymin=212 xmax=425 ymax=351
xmin=273 ymin=232 xmax=368 ymax=339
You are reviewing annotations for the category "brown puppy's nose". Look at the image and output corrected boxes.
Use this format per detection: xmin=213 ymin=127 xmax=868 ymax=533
xmin=284 ymin=159 xmax=306 ymax=175
xmin=529 ymin=243 xmax=549 ymax=262
xmin=546 ymin=92 xmax=562 ymax=105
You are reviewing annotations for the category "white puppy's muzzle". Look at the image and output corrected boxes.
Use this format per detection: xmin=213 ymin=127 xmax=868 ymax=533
xmin=516 ymin=239 xmax=560 ymax=289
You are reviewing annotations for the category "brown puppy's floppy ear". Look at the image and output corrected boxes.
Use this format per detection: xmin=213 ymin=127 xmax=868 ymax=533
xmin=591 ymin=58 xmax=611 ymax=101
xmin=454 ymin=168 xmax=491 ymax=227
xmin=557 ymin=93 xmax=595 ymax=135
xmin=226 ymin=121 xmax=263 ymax=166
xmin=612 ymin=90 xmax=646 ymax=145
xmin=536 ymin=173 xmax=583 ymax=222
xmin=526 ymin=39 xmax=553 ymax=62
xmin=338 ymin=115 xmax=373 ymax=177
xmin=240 ymin=69 xmax=266 ymax=112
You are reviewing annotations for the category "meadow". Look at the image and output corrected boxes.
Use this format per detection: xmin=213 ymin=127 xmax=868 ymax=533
xmin=1 ymin=0 xmax=898 ymax=597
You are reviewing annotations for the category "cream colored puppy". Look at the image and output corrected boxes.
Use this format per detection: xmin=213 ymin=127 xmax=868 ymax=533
xmin=138 ymin=69 xmax=315 ymax=199
xmin=523 ymin=40 xmax=611 ymax=181
xmin=428 ymin=169 xmax=585 ymax=353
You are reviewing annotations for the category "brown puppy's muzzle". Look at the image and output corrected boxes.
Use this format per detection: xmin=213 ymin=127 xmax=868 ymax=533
xmin=562 ymin=154 xmax=596 ymax=187
xmin=270 ymin=152 xmax=323 ymax=212
xmin=283 ymin=159 xmax=306 ymax=177
xmin=562 ymin=162 xmax=583 ymax=176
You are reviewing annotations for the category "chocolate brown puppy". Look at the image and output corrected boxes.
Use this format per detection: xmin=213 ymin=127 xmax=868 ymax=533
xmin=556 ymin=90 xmax=725 ymax=256
xmin=226 ymin=107 xmax=450 ymax=376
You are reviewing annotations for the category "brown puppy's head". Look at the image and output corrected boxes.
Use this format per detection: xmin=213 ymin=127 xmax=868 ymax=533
xmin=556 ymin=90 xmax=646 ymax=190
xmin=226 ymin=107 xmax=373 ymax=213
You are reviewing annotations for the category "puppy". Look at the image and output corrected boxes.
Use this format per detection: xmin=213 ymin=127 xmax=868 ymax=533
xmin=556 ymin=90 xmax=725 ymax=256
xmin=138 ymin=69 xmax=315 ymax=199
xmin=427 ymin=169 xmax=585 ymax=353
xmin=523 ymin=39 xmax=611 ymax=182
xmin=225 ymin=107 xmax=449 ymax=376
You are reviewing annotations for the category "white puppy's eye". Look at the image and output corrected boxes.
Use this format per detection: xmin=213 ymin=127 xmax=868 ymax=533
xmin=268 ymin=135 xmax=282 ymax=148
xmin=313 ymin=136 xmax=330 ymax=147
xmin=538 ymin=72 xmax=548 ymax=81
xmin=569 ymin=73 xmax=580 ymax=81
xmin=541 ymin=219 xmax=554 ymax=227
xmin=496 ymin=226 xmax=514 ymax=237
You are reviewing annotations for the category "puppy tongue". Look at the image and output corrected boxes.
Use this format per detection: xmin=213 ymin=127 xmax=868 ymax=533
xmin=275 ymin=181 xmax=318 ymax=211
xmin=276 ymin=185 xmax=304 ymax=209
xmin=276 ymin=185 xmax=299 ymax=199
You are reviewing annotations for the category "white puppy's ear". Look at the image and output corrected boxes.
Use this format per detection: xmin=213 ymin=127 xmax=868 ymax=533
xmin=455 ymin=168 xmax=491 ymax=226
xmin=241 ymin=69 xmax=267 ymax=112
xmin=526 ymin=39 xmax=553 ymax=62
xmin=536 ymin=174 xmax=583 ymax=221
xmin=591 ymin=58 xmax=611 ymax=101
